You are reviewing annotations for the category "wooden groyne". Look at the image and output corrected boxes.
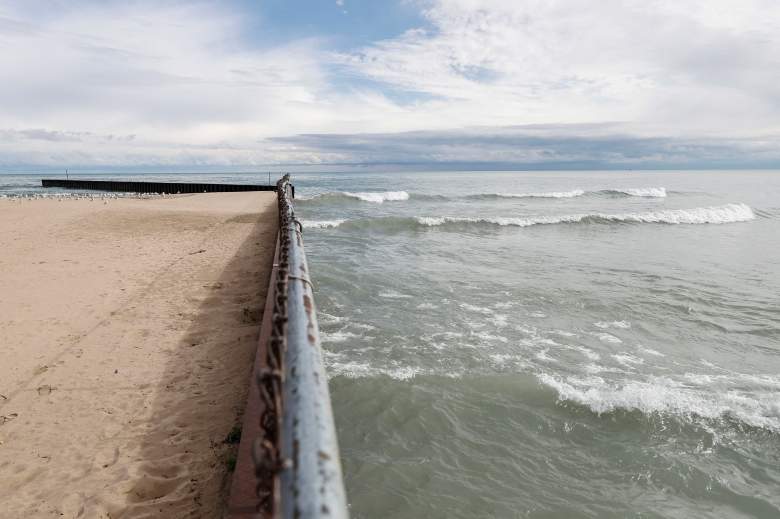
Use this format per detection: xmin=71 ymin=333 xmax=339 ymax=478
xmin=41 ymin=179 xmax=280 ymax=195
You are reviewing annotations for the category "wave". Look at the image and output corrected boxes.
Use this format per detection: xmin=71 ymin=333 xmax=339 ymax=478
xmin=594 ymin=321 xmax=631 ymax=329
xmin=487 ymin=189 xmax=586 ymax=199
xmin=754 ymin=208 xmax=779 ymax=219
xmin=297 ymin=187 xmax=668 ymax=204
xmin=300 ymin=204 xmax=755 ymax=231
xmin=538 ymin=373 xmax=780 ymax=432
xmin=469 ymin=187 xmax=667 ymax=199
xmin=603 ymin=187 xmax=667 ymax=197
xmin=324 ymin=358 xmax=779 ymax=433
xmin=300 ymin=219 xmax=346 ymax=229
xmin=297 ymin=190 xmax=409 ymax=204
xmin=416 ymin=204 xmax=754 ymax=227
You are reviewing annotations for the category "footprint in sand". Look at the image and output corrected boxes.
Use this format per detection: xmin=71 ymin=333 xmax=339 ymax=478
xmin=37 ymin=385 xmax=54 ymax=395
xmin=0 ymin=413 xmax=19 ymax=425
xmin=126 ymin=472 xmax=186 ymax=503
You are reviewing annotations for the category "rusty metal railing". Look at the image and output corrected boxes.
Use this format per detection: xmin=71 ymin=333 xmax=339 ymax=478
xmin=254 ymin=174 xmax=349 ymax=518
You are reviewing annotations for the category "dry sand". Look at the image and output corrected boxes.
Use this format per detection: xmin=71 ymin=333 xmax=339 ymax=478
xmin=0 ymin=193 xmax=278 ymax=518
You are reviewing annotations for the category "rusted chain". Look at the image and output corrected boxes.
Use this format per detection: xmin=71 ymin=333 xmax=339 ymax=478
xmin=253 ymin=174 xmax=348 ymax=519
xmin=252 ymin=174 xmax=294 ymax=514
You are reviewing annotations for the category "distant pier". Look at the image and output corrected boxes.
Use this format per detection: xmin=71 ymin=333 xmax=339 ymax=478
xmin=41 ymin=178 xmax=282 ymax=195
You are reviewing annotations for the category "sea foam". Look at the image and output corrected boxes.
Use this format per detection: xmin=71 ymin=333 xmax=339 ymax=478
xmin=343 ymin=191 xmax=410 ymax=203
xmin=300 ymin=190 xmax=410 ymax=203
xmin=496 ymin=190 xmax=586 ymax=199
xmin=476 ymin=187 xmax=666 ymax=199
xmin=594 ymin=321 xmax=631 ymax=329
xmin=301 ymin=219 xmax=346 ymax=229
xmin=538 ymin=373 xmax=780 ymax=432
xmin=604 ymin=187 xmax=667 ymax=197
xmin=301 ymin=187 xmax=667 ymax=203
xmin=416 ymin=203 xmax=754 ymax=228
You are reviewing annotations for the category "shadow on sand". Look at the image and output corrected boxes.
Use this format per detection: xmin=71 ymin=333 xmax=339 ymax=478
xmin=121 ymin=202 xmax=277 ymax=518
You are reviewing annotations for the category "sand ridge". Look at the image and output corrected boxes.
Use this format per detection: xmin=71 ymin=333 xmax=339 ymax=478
xmin=0 ymin=192 xmax=277 ymax=518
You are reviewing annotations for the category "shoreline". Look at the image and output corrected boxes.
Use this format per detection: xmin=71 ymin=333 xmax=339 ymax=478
xmin=0 ymin=193 xmax=277 ymax=517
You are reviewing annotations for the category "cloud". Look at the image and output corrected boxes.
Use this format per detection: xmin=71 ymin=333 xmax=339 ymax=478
xmin=267 ymin=124 xmax=780 ymax=169
xmin=0 ymin=2 xmax=333 ymax=138
xmin=0 ymin=0 xmax=778 ymax=167
xmin=338 ymin=0 xmax=780 ymax=137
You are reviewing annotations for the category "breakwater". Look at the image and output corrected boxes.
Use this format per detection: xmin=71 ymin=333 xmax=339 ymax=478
xmin=41 ymin=178 xmax=280 ymax=195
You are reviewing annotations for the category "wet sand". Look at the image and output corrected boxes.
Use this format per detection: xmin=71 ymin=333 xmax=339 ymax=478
xmin=0 ymin=193 xmax=277 ymax=518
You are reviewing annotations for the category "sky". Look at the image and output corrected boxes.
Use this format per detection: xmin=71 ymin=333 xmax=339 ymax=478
xmin=1 ymin=0 xmax=779 ymax=170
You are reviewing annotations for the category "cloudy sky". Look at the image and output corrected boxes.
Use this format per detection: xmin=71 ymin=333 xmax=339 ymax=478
xmin=1 ymin=0 xmax=779 ymax=170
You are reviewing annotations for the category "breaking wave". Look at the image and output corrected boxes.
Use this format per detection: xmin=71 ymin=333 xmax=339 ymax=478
xmin=469 ymin=187 xmax=667 ymax=199
xmin=603 ymin=187 xmax=667 ymax=197
xmin=300 ymin=219 xmax=346 ymax=229
xmin=487 ymin=190 xmax=586 ymax=199
xmin=416 ymin=204 xmax=754 ymax=227
xmin=297 ymin=187 xmax=668 ymax=204
xmin=297 ymin=190 xmax=410 ymax=204
xmin=538 ymin=373 xmax=780 ymax=432
xmin=324 ymin=360 xmax=779 ymax=432
xmin=300 ymin=204 xmax=755 ymax=231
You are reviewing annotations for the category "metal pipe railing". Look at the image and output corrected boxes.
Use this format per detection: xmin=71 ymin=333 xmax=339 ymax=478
xmin=255 ymin=174 xmax=349 ymax=518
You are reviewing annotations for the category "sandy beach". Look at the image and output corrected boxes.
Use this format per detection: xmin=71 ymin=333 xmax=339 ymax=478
xmin=0 ymin=193 xmax=277 ymax=518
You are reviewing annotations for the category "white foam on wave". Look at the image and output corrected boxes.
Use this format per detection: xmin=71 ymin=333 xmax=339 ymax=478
xmin=602 ymin=203 xmax=754 ymax=224
xmin=460 ymin=302 xmax=493 ymax=314
xmin=472 ymin=330 xmax=509 ymax=343
xmin=538 ymin=373 xmax=780 ymax=431
xmin=487 ymin=314 xmax=509 ymax=328
xmin=515 ymin=324 xmax=538 ymax=335
xmin=584 ymin=364 xmax=625 ymax=374
xmin=322 ymin=351 xmax=463 ymax=380
xmin=536 ymin=349 xmax=558 ymax=362
xmin=570 ymin=345 xmax=600 ymax=361
xmin=343 ymin=191 xmax=409 ymax=203
xmin=638 ymin=345 xmax=665 ymax=357
xmin=318 ymin=312 xmax=345 ymax=324
xmin=415 ymin=203 xmax=754 ymax=228
xmin=484 ymin=187 xmax=666 ymax=198
xmin=610 ymin=187 xmax=667 ymax=197
xmin=299 ymin=190 xmax=410 ymax=203
xmin=301 ymin=219 xmax=345 ymax=229
xmin=378 ymin=290 xmax=413 ymax=299
xmin=497 ymin=189 xmax=585 ymax=198
xmin=326 ymin=360 xmax=425 ymax=380
xmin=596 ymin=333 xmax=622 ymax=344
xmin=594 ymin=321 xmax=631 ymax=329
xmin=612 ymin=353 xmax=644 ymax=367
xmin=416 ymin=215 xmax=573 ymax=227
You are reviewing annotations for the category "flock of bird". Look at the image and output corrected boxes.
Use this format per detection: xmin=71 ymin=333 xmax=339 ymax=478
xmin=1 ymin=192 xmax=175 ymax=203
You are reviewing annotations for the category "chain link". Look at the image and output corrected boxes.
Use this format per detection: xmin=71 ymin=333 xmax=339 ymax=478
xmin=252 ymin=174 xmax=294 ymax=514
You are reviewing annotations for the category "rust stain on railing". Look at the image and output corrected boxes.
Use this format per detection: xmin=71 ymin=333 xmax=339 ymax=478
xmin=228 ymin=175 xmax=348 ymax=519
